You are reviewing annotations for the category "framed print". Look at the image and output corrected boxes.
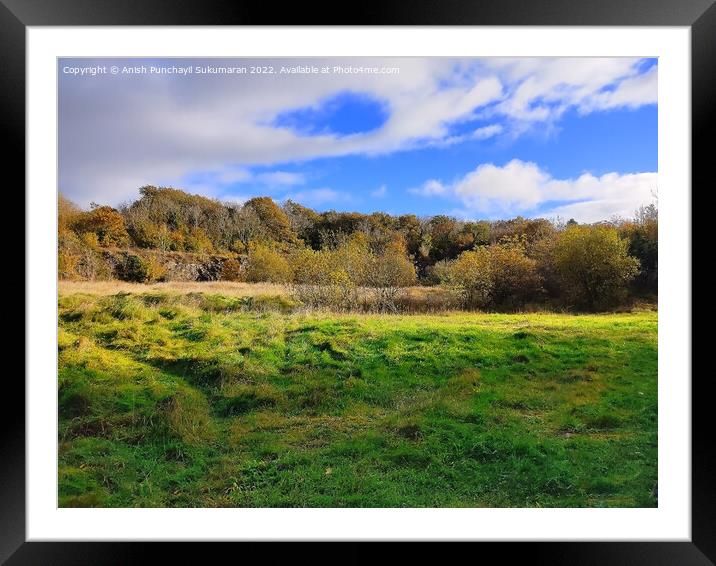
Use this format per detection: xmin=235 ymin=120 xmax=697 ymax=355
xmin=7 ymin=0 xmax=712 ymax=562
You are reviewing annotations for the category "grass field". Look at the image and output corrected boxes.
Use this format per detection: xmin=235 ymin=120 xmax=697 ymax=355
xmin=58 ymin=290 xmax=657 ymax=507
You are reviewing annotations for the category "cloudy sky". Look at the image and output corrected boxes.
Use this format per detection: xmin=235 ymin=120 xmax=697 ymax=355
xmin=59 ymin=57 xmax=657 ymax=222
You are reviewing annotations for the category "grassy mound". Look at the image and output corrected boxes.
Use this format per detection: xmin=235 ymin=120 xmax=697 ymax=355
xmin=58 ymin=292 xmax=657 ymax=507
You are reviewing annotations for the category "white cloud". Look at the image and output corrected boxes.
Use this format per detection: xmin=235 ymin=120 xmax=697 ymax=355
xmin=370 ymin=185 xmax=388 ymax=198
xmin=408 ymin=179 xmax=449 ymax=197
xmin=579 ymin=64 xmax=658 ymax=113
xmin=484 ymin=58 xmax=657 ymax=122
xmin=428 ymin=124 xmax=503 ymax=148
xmin=59 ymin=57 xmax=657 ymax=206
xmin=178 ymin=167 xmax=305 ymax=201
xmin=415 ymin=159 xmax=657 ymax=223
xmin=255 ymin=171 xmax=305 ymax=186
xmin=210 ymin=167 xmax=252 ymax=185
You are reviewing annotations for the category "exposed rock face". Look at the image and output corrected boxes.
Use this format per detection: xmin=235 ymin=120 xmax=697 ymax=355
xmin=100 ymin=249 xmax=238 ymax=281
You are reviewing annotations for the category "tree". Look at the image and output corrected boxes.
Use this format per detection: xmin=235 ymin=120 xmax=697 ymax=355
xmin=552 ymin=225 xmax=640 ymax=310
xmin=120 ymin=254 xmax=166 ymax=283
xmin=122 ymin=186 xmax=228 ymax=251
xmin=428 ymin=215 xmax=462 ymax=261
xmin=619 ymin=204 xmax=658 ymax=295
xmin=229 ymin=205 xmax=265 ymax=253
xmin=283 ymin=200 xmax=320 ymax=245
xmin=244 ymin=197 xmax=297 ymax=246
xmin=220 ymin=258 xmax=243 ymax=281
xmin=72 ymin=206 xmax=130 ymax=248
xmin=58 ymin=194 xmax=81 ymax=233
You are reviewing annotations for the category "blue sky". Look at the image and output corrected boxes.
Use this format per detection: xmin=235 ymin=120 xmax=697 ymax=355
xmin=59 ymin=57 xmax=657 ymax=222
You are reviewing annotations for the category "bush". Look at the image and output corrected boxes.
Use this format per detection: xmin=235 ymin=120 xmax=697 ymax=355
xmin=553 ymin=225 xmax=640 ymax=310
xmin=243 ymin=243 xmax=293 ymax=283
xmin=58 ymin=230 xmax=111 ymax=280
xmin=290 ymin=247 xmax=329 ymax=285
xmin=121 ymin=254 xmax=166 ymax=283
xmin=439 ymin=248 xmax=493 ymax=309
xmin=220 ymin=258 xmax=243 ymax=281
xmin=438 ymin=242 xmax=541 ymax=309
xmin=289 ymin=238 xmax=368 ymax=310
xmin=365 ymin=241 xmax=417 ymax=312
xmin=486 ymin=242 xmax=542 ymax=308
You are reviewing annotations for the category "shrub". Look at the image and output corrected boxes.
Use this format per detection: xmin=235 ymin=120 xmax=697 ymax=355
xmin=121 ymin=254 xmax=166 ymax=283
xmin=439 ymin=242 xmax=542 ymax=309
xmin=290 ymin=247 xmax=328 ymax=285
xmin=243 ymin=243 xmax=293 ymax=283
xmin=485 ymin=242 xmax=542 ymax=308
xmin=439 ymin=248 xmax=493 ymax=309
xmin=220 ymin=258 xmax=243 ymax=281
xmin=289 ymin=238 xmax=370 ymax=310
xmin=552 ymin=225 xmax=640 ymax=310
xmin=365 ymin=242 xmax=417 ymax=312
xmin=58 ymin=230 xmax=111 ymax=280
xmin=330 ymin=233 xmax=371 ymax=286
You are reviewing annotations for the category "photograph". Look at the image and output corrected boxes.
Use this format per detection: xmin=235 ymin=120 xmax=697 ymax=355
xmin=56 ymin=56 xmax=659 ymax=509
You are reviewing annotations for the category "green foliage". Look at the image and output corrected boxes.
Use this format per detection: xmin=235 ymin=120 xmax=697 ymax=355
xmin=58 ymin=292 xmax=658 ymax=507
xmin=553 ymin=225 xmax=640 ymax=310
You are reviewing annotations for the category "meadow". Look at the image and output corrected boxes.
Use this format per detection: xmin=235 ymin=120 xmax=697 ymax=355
xmin=58 ymin=287 xmax=657 ymax=508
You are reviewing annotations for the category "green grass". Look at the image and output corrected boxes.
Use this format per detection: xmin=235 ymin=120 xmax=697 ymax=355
xmin=58 ymin=292 xmax=657 ymax=508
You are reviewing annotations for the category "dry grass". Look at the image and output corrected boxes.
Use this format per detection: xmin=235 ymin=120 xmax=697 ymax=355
xmin=59 ymin=280 xmax=455 ymax=302
xmin=58 ymin=280 xmax=288 ymax=297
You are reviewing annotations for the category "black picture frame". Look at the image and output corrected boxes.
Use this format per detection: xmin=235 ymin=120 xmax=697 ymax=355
xmin=6 ymin=0 xmax=711 ymax=562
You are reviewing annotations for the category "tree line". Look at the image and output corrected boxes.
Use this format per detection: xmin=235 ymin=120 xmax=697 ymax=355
xmin=59 ymin=186 xmax=657 ymax=311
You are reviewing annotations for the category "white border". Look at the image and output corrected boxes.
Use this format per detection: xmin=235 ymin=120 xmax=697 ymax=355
xmin=27 ymin=26 xmax=691 ymax=541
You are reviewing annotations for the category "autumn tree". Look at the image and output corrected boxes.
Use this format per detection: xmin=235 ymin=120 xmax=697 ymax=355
xmin=244 ymin=197 xmax=297 ymax=247
xmin=72 ymin=205 xmax=130 ymax=248
xmin=283 ymin=200 xmax=320 ymax=245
